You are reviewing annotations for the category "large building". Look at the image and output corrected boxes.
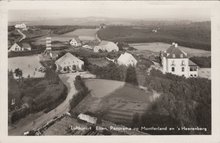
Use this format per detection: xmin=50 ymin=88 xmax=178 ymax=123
xmin=117 ymin=52 xmax=137 ymax=66
xmin=94 ymin=41 xmax=119 ymax=53
xmin=55 ymin=52 xmax=84 ymax=73
xmin=160 ymin=43 xmax=198 ymax=78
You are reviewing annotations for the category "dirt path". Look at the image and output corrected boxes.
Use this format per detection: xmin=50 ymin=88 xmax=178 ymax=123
xmin=9 ymin=73 xmax=78 ymax=135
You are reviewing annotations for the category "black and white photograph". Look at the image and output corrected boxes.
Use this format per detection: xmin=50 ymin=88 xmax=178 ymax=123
xmin=2 ymin=1 xmax=216 ymax=138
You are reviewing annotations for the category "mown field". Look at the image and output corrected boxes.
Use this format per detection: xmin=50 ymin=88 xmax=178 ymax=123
xmin=97 ymin=21 xmax=211 ymax=51
xmin=73 ymin=79 xmax=153 ymax=125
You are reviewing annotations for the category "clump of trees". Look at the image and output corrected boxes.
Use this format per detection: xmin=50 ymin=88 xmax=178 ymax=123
xmin=135 ymin=69 xmax=211 ymax=135
xmin=70 ymin=76 xmax=90 ymax=111
xmin=88 ymin=62 xmax=138 ymax=85
xmin=9 ymin=68 xmax=68 ymax=124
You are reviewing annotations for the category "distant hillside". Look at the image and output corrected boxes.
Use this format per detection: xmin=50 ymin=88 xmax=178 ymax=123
xmin=98 ymin=21 xmax=211 ymax=51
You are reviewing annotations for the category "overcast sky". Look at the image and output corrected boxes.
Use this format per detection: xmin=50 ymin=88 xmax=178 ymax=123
xmin=8 ymin=1 xmax=211 ymax=22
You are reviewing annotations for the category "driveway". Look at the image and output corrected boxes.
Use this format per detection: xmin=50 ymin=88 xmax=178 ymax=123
xmin=9 ymin=71 xmax=95 ymax=135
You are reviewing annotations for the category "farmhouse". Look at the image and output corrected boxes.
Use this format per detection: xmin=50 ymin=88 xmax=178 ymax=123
xmin=14 ymin=23 xmax=27 ymax=31
xmin=77 ymin=113 xmax=97 ymax=124
xmin=94 ymin=41 xmax=119 ymax=53
xmin=160 ymin=43 xmax=199 ymax=78
xmin=69 ymin=36 xmax=82 ymax=47
xmin=117 ymin=52 xmax=137 ymax=66
xmin=55 ymin=52 xmax=84 ymax=73
xmin=8 ymin=42 xmax=31 ymax=52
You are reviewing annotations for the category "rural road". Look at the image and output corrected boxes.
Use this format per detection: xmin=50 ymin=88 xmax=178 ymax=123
xmin=9 ymin=72 xmax=95 ymax=135
xmin=17 ymin=29 xmax=26 ymax=42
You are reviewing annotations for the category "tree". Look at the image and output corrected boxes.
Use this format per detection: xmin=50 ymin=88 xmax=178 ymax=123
xmin=125 ymin=66 xmax=138 ymax=85
xmin=14 ymin=68 xmax=23 ymax=81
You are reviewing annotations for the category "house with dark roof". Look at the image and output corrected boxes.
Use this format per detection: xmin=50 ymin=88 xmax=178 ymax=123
xmin=160 ymin=43 xmax=199 ymax=78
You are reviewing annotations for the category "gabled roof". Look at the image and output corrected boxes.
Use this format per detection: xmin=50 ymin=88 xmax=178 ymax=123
xmin=55 ymin=52 xmax=84 ymax=65
xmin=22 ymin=43 xmax=31 ymax=49
xmin=189 ymin=60 xmax=198 ymax=66
xmin=162 ymin=43 xmax=188 ymax=59
xmin=117 ymin=52 xmax=137 ymax=66
xmin=71 ymin=35 xmax=81 ymax=43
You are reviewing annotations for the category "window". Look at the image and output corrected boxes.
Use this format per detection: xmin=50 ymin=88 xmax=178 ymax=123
xmin=182 ymin=67 xmax=185 ymax=72
xmin=181 ymin=60 xmax=185 ymax=65
xmin=171 ymin=67 xmax=175 ymax=72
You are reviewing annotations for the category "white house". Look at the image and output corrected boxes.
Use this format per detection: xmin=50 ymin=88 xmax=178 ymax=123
xmin=69 ymin=36 xmax=82 ymax=47
xmin=55 ymin=52 xmax=84 ymax=73
xmin=117 ymin=52 xmax=137 ymax=66
xmin=8 ymin=43 xmax=31 ymax=52
xmin=15 ymin=23 xmax=27 ymax=31
xmin=77 ymin=113 xmax=97 ymax=124
xmin=160 ymin=43 xmax=199 ymax=78
xmin=94 ymin=41 xmax=119 ymax=53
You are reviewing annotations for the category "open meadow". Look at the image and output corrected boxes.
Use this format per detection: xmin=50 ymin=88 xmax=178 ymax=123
xmin=8 ymin=55 xmax=45 ymax=78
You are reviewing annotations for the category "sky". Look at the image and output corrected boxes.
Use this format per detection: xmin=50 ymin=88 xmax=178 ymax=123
xmin=8 ymin=1 xmax=211 ymax=22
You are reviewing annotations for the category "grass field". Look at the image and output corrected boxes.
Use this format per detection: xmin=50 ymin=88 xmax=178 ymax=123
xmin=73 ymin=79 xmax=153 ymax=125
xmin=8 ymin=55 xmax=45 ymax=78
xmin=129 ymin=42 xmax=211 ymax=57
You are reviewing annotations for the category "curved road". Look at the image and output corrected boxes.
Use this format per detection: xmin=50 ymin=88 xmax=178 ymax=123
xmin=9 ymin=72 xmax=95 ymax=135
xmin=17 ymin=29 xmax=26 ymax=42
